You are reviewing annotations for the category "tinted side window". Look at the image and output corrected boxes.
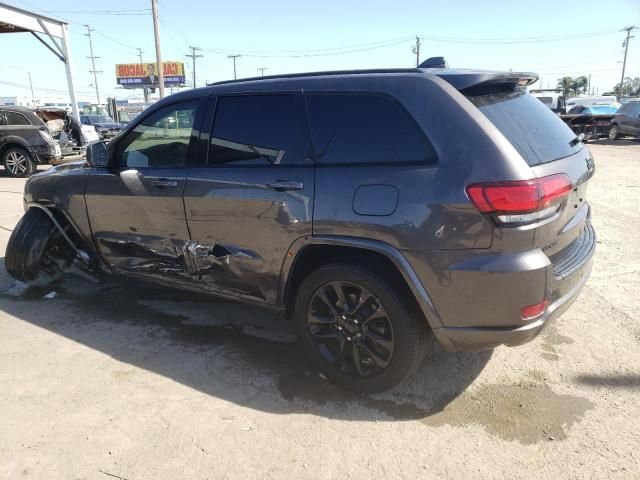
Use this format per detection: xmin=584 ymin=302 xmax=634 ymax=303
xmin=209 ymin=95 xmax=301 ymax=166
xmin=5 ymin=112 xmax=30 ymax=126
xmin=306 ymin=93 xmax=435 ymax=165
xmin=119 ymin=100 xmax=199 ymax=168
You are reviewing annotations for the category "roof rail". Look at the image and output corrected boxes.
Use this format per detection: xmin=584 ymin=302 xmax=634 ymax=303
xmin=210 ymin=68 xmax=421 ymax=85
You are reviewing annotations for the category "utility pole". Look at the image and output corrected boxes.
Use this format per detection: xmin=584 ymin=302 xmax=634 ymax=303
xmin=227 ymin=54 xmax=241 ymax=79
xmin=257 ymin=66 xmax=268 ymax=78
xmin=587 ymin=74 xmax=591 ymax=95
xmin=84 ymin=25 xmax=102 ymax=105
xmin=618 ymin=26 xmax=637 ymax=99
xmin=412 ymin=35 xmax=421 ymax=67
xmin=186 ymin=46 xmax=203 ymax=88
xmin=27 ymin=72 xmax=35 ymax=105
xmin=137 ymin=48 xmax=149 ymax=106
xmin=150 ymin=0 xmax=165 ymax=98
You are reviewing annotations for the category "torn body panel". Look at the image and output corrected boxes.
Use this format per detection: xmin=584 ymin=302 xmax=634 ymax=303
xmin=183 ymin=166 xmax=314 ymax=304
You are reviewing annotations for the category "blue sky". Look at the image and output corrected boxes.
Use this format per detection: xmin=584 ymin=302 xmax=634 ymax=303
xmin=2 ymin=0 xmax=640 ymax=102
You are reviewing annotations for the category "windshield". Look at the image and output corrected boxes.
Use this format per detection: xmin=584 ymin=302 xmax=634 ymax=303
xmin=469 ymin=89 xmax=583 ymax=166
xmin=86 ymin=115 xmax=114 ymax=123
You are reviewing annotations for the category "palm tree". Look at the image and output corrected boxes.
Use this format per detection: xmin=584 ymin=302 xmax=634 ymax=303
xmin=571 ymin=76 xmax=588 ymax=96
xmin=557 ymin=77 xmax=573 ymax=98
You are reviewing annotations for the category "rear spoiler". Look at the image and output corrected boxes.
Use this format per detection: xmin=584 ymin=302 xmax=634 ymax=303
xmin=426 ymin=67 xmax=539 ymax=96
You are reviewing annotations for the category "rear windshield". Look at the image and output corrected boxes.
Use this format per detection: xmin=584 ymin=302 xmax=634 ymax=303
xmin=469 ymin=89 xmax=583 ymax=166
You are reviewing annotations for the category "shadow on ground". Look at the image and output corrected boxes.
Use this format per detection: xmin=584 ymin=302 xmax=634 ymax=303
xmin=587 ymin=138 xmax=639 ymax=147
xmin=0 ymin=259 xmax=492 ymax=422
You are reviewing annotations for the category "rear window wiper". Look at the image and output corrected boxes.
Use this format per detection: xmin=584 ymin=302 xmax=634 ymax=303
xmin=569 ymin=133 xmax=585 ymax=147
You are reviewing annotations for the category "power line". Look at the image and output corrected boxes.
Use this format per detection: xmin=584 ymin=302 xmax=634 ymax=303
xmin=0 ymin=79 xmax=94 ymax=96
xmin=42 ymin=9 xmax=151 ymax=16
xmin=93 ymin=30 xmax=138 ymax=51
xmin=419 ymin=29 xmax=619 ymax=44
xmin=202 ymin=38 xmax=410 ymax=58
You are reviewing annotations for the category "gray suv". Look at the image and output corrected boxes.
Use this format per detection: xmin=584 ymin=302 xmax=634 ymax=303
xmin=0 ymin=106 xmax=61 ymax=177
xmin=5 ymin=66 xmax=596 ymax=392
xmin=609 ymin=101 xmax=640 ymax=140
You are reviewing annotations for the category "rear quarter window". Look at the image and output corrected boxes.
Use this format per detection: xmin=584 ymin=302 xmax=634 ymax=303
xmin=471 ymin=90 xmax=582 ymax=166
xmin=306 ymin=93 xmax=436 ymax=165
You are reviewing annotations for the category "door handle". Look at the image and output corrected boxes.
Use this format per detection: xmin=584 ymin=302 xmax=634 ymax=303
xmin=265 ymin=180 xmax=304 ymax=192
xmin=151 ymin=179 xmax=179 ymax=188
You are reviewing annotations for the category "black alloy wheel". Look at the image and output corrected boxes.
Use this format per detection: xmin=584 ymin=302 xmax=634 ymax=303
xmin=307 ymin=280 xmax=395 ymax=377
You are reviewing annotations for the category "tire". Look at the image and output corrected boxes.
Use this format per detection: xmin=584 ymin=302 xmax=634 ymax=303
xmin=5 ymin=208 xmax=63 ymax=285
xmin=2 ymin=146 xmax=36 ymax=178
xmin=609 ymin=125 xmax=620 ymax=141
xmin=294 ymin=264 xmax=429 ymax=393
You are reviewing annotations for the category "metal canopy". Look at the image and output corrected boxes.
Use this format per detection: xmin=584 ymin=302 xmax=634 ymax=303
xmin=0 ymin=2 xmax=80 ymax=121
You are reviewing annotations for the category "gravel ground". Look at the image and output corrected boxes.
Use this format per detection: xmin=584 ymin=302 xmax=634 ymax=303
xmin=0 ymin=141 xmax=639 ymax=479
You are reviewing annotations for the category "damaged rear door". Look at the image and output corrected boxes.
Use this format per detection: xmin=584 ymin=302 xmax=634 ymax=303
xmin=183 ymin=93 xmax=314 ymax=303
xmin=85 ymin=98 xmax=204 ymax=279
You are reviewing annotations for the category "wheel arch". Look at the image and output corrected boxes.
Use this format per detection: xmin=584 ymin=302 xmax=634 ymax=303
xmin=0 ymin=138 xmax=31 ymax=158
xmin=280 ymin=236 xmax=443 ymax=330
xmin=25 ymin=202 xmax=98 ymax=267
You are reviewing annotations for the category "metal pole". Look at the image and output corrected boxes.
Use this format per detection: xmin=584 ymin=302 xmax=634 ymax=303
xmin=618 ymin=27 xmax=636 ymax=100
xmin=151 ymin=0 xmax=165 ymax=98
xmin=412 ymin=36 xmax=421 ymax=67
xmin=227 ymin=54 xmax=241 ymax=79
xmin=84 ymin=25 xmax=101 ymax=105
xmin=258 ymin=66 xmax=267 ymax=77
xmin=137 ymin=48 xmax=149 ymax=107
xmin=27 ymin=72 xmax=35 ymax=105
xmin=186 ymin=46 xmax=202 ymax=88
xmin=60 ymin=23 xmax=80 ymax=122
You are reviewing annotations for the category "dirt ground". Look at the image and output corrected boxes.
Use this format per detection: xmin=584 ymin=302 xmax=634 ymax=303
xmin=0 ymin=140 xmax=639 ymax=480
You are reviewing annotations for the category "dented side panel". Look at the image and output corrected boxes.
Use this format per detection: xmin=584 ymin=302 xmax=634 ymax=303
xmin=84 ymin=167 xmax=194 ymax=278
xmin=183 ymin=167 xmax=314 ymax=304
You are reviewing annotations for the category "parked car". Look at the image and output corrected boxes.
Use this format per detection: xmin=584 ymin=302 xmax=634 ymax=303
xmin=566 ymin=104 xmax=619 ymax=115
xmin=609 ymin=101 xmax=640 ymax=140
xmin=561 ymin=103 xmax=620 ymax=140
xmin=564 ymin=95 xmax=620 ymax=113
xmin=0 ymin=106 xmax=61 ymax=177
xmin=34 ymin=107 xmax=100 ymax=156
xmin=80 ymin=114 xmax=124 ymax=140
xmin=5 ymin=64 xmax=596 ymax=392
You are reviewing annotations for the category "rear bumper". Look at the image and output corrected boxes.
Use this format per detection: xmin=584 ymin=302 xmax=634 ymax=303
xmin=418 ymin=221 xmax=596 ymax=352
xmin=432 ymin=258 xmax=592 ymax=351
xmin=29 ymin=143 xmax=61 ymax=164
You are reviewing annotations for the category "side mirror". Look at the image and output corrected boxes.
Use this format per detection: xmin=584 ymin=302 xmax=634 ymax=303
xmin=85 ymin=140 xmax=109 ymax=167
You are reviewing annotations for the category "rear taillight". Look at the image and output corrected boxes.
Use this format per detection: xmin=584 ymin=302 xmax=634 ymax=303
xmin=466 ymin=174 xmax=572 ymax=224
xmin=521 ymin=299 xmax=549 ymax=321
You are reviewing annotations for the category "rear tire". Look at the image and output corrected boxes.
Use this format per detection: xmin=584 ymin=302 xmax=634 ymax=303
xmin=609 ymin=125 xmax=620 ymax=141
xmin=2 ymin=146 xmax=36 ymax=178
xmin=294 ymin=264 xmax=429 ymax=393
xmin=5 ymin=208 xmax=63 ymax=285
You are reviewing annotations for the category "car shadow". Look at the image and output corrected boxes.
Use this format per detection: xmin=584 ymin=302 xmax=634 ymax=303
xmin=575 ymin=374 xmax=640 ymax=390
xmin=0 ymin=259 xmax=492 ymax=421
xmin=587 ymin=138 xmax=639 ymax=146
